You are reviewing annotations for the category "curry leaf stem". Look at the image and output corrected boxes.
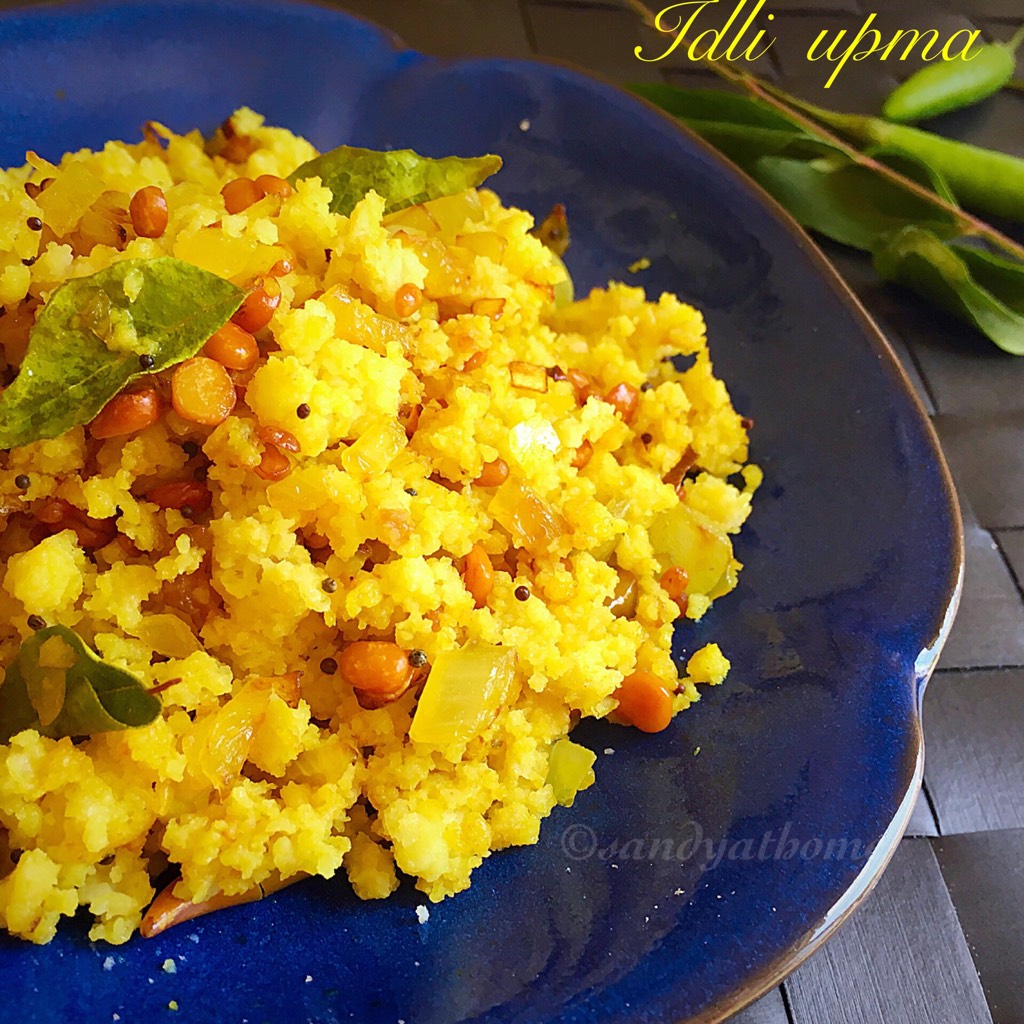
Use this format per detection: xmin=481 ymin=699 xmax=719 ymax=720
xmin=624 ymin=0 xmax=1024 ymax=264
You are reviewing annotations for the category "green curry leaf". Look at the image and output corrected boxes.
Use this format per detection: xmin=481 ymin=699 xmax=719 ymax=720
xmin=288 ymin=145 xmax=502 ymax=217
xmin=629 ymin=84 xmax=798 ymax=130
xmin=873 ymin=226 xmax=1024 ymax=355
xmin=631 ymin=80 xmax=1024 ymax=353
xmin=0 ymin=625 xmax=161 ymax=743
xmin=750 ymin=155 xmax=962 ymax=252
xmin=0 ymin=258 xmax=244 ymax=450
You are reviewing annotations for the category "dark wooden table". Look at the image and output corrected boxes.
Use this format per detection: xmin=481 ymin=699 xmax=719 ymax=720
xmin=3 ymin=1 xmax=1022 ymax=1020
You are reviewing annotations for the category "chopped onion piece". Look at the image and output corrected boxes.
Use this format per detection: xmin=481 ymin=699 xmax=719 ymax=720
xmin=127 ymin=613 xmax=202 ymax=659
xmin=509 ymin=361 xmax=548 ymax=393
xmin=649 ymin=502 xmax=734 ymax=597
xmin=547 ymin=738 xmax=596 ymax=807
xmin=509 ymin=420 xmax=561 ymax=463
xmin=456 ymin=231 xmax=508 ymax=263
xmin=472 ymin=297 xmax=506 ymax=320
xmin=489 ymin=478 xmax=568 ymax=553
xmin=410 ymin=644 xmax=518 ymax=750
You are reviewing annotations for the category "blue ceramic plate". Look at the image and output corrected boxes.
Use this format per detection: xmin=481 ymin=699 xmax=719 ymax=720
xmin=0 ymin=2 xmax=962 ymax=1021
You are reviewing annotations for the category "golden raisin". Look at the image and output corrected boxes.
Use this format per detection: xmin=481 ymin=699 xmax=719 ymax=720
xmin=463 ymin=544 xmax=495 ymax=609
xmin=565 ymin=368 xmax=599 ymax=404
xmin=605 ymin=382 xmax=639 ymax=424
xmin=36 ymin=498 xmax=72 ymax=526
xmin=571 ymin=440 xmax=594 ymax=470
xmin=220 ymin=134 xmax=257 ymax=163
xmin=660 ymin=566 xmax=689 ymax=616
xmin=34 ymin=499 xmax=116 ymax=550
xmin=399 ymin=403 xmax=422 ymax=440
xmin=146 ymin=480 xmax=212 ymax=514
xmin=394 ymin=283 xmax=423 ymax=318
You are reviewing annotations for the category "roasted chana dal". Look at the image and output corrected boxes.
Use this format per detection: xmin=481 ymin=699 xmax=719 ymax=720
xmin=0 ymin=109 xmax=758 ymax=944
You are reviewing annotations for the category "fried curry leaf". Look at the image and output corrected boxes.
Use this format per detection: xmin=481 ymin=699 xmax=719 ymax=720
xmin=0 ymin=258 xmax=244 ymax=450
xmin=288 ymin=145 xmax=502 ymax=217
xmin=0 ymin=625 xmax=161 ymax=743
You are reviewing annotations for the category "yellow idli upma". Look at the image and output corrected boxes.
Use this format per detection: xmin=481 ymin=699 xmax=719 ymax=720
xmin=0 ymin=109 xmax=757 ymax=944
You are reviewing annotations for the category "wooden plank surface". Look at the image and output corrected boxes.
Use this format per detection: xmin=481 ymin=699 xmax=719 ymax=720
xmin=784 ymin=841 xmax=993 ymax=1024
xmin=924 ymin=669 xmax=1024 ymax=833
xmin=933 ymin=830 xmax=1024 ymax=1024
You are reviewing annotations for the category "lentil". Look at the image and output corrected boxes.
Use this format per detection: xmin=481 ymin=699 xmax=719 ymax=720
xmin=171 ymin=357 xmax=236 ymax=425
xmin=221 ymin=177 xmax=262 ymax=214
xmin=203 ymin=322 xmax=259 ymax=371
xmin=231 ymin=278 xmax=281 ymax=333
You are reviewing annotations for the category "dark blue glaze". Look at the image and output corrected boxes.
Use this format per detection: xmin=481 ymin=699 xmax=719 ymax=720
xmin=0 ymin=2 xmax=962 ymax=1021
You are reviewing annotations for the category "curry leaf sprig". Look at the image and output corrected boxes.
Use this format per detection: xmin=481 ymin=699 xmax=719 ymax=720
xmin=628 ymin=48 xmax=1024 ymax=353
xmin=0 ymin=625 xmax=161 ymax=743
xmin=630 ymin=79 xmax=1024 ymax=351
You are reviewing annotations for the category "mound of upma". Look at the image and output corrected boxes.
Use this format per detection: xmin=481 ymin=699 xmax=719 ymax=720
xmin=0 ymin=109 xmax=757 ymax=944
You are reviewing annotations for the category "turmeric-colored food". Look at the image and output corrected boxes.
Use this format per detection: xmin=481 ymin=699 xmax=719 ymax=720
xmin=0 ymin=109 xmax=757 ymax=944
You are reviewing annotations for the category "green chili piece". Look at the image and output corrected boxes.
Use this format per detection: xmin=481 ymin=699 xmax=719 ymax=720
xmin=859 ymin=119 xmax=1024 ymax=221
xmin=790 ymin=102 xmax=1024 ymax=223
xmin=882 ymin=25 xmax=1024 ymax=124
